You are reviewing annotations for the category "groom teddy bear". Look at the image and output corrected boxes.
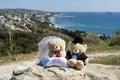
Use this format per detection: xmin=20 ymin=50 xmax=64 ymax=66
xmin=66 ymin=37 xmax=89 ymax=70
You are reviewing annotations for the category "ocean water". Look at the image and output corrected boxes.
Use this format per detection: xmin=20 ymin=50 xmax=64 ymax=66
xmin=53 ymin=12 xmax=120 ymax=36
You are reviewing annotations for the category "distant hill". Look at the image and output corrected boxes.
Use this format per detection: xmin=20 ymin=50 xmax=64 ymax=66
xmin=0 ymin=8 xmax=56 ymax=32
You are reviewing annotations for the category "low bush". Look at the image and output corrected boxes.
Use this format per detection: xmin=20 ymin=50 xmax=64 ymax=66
xmin=109 ymin=36 xmax=120 ymax=46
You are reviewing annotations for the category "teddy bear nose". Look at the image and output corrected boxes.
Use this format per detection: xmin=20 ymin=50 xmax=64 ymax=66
xmin=75 ymin=49 xmax=78 ymax=52
xmin=54 ymin=45 xmax=60 ymax=51
xmin=73 ymin=48 xmax=79 ymax=53
xmin=55 ymin=46 xmax=59 ymax=49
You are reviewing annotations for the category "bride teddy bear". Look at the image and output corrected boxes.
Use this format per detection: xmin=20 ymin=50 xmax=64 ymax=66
xmin=37 ymin=36 xmax=67 ymax=67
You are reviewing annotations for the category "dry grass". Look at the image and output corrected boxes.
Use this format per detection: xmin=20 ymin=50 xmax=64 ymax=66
xmin=90 ymin=55 xmax=120 ymax=66
xmin=0 ymin=52 xmax=37 ymax=65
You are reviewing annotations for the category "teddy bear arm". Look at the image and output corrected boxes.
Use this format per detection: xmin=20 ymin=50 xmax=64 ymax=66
xmin=60 ymin=51 xmax=66 ymax=57
xmin=84 ymin=58 xmax=89 ymax=65
xmin=77 ymin=53 xmax=88 ymax=65
xmin=66 ymin=51 xmax=72 ymax=60
xmin=48 ymin=52 xmax=55 ymax=57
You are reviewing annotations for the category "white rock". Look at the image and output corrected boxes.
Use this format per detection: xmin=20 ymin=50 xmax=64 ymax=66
xmin=13 ymin=66 xmax=28 ymax=75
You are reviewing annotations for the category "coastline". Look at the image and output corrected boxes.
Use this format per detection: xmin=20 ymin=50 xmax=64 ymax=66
xmin=49 ymin=13 xmax=60 ymax=28
xmin=49 ymin=12 xmax=120 ymax=37
xmin=49 ymin=15 xmax=112 ymax=38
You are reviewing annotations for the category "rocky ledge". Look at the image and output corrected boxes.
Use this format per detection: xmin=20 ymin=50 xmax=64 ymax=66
xmin=11 ymin=64 xmax=120 ymax=80
xmin=11 ymin=65 xmax=87 ymax=80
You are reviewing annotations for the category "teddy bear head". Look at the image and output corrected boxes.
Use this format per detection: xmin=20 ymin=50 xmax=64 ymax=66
xmin=67 ymin=42 xmax=87 ymax=55
xmin=48 ymin=38 xmax=66 ymax=57
xmin=67 ymin=37 xmax=87 ymax=56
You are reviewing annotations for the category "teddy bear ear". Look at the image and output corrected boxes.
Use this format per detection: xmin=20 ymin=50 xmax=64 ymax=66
xmin=83 ymin=44 xmax=87 ymax=52
xmin=68 ymin=41 xmax=72 ymax=44
xmin=48 ymin=41 xmax=52 ymax=45
xmin=67 ymin=41 xmax=72 ymax=51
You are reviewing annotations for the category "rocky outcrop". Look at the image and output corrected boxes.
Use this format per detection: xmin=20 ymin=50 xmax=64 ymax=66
xmin=11 ymin=63 xmax=120 ymax=80
xmin=11 ymin=65 xmax=88 ymax=80
xmin=84 ymin=64 xmax=120 ymax=80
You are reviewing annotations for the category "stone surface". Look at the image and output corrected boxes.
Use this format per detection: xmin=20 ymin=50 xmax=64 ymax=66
xmin=11 ymin=63 xmax=120 ymax=80
xmin=11 ymin=65 xmax=87 ymax=80
xmin=13 ymin=66 xmax=28 ymax=75
xmin=1 ymin=51 xmax=120 ymax=80
xmin=83 ymin=64 xmax=120 ymax=80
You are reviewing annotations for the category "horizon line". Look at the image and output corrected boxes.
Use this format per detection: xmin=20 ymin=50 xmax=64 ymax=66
xmin=0 ymin=8 xmax=120 ymax=13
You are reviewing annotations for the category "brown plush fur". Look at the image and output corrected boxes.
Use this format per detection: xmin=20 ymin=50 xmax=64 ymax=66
xmin=66 ymin=41 xmax=89 ymax=70
xmin=67 ymin=41 xmax=87 ymax=53
xmin=48 ymin=39 xmax=66 ymax=57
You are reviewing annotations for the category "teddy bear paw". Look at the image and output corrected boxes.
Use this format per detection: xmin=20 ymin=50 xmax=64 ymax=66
xmin=76 ymin=60 xmax=84 ymax=70
xmin=67 ymin=59 xmax=76 ymax=68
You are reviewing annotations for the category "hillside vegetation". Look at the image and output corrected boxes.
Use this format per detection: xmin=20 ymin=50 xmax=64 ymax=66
xmin=0 ymin=24 xmax=120 ymax=56
xmin=0 ymin=9 xmax=120 ymax=60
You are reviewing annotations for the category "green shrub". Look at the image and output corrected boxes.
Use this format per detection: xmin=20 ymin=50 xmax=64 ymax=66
xmin=115 ymin=29 xmax=120 ymax=36
xmin=109 ymin=36 xmax=120 ymax=46
xmin=83 ymin=34 xmax=101 ymax=45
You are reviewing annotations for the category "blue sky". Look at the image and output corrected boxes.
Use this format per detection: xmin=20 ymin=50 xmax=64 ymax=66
xmin=0 ymin=0 xmax=120 ymax=12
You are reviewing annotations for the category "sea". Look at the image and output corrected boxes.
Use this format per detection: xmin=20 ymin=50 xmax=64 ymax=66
xmin=52 ymin=12 xmax=120 ymax=36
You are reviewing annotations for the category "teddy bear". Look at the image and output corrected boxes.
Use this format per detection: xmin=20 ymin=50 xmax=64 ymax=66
xmin=66 ymin=37 xmax=89 ymax=70
xmin=37 ymin=36 xmax=67 ymax=67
